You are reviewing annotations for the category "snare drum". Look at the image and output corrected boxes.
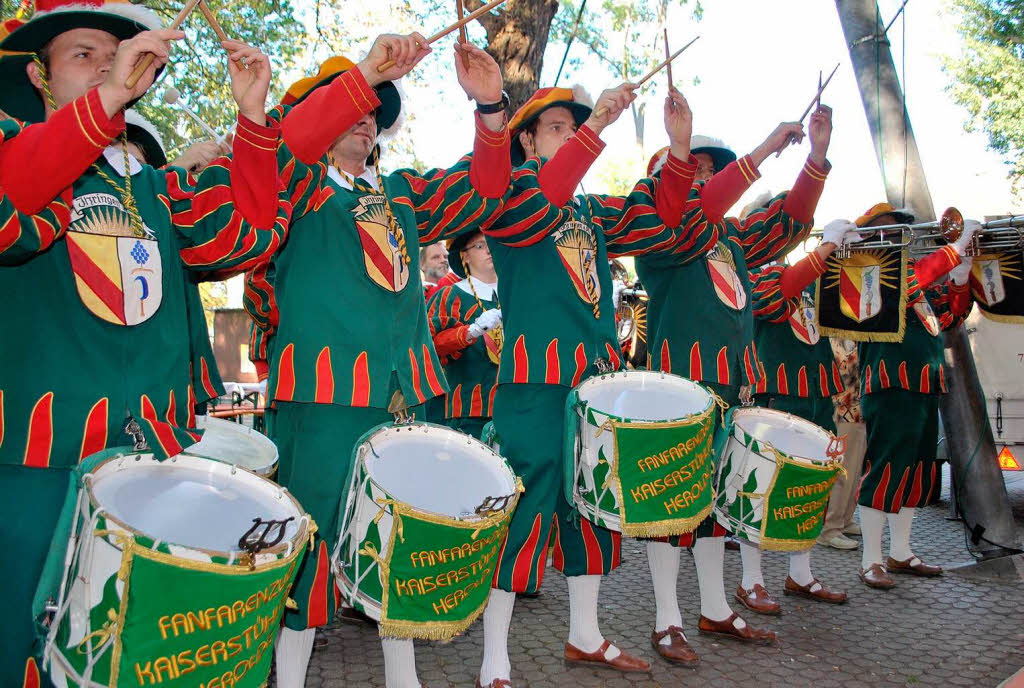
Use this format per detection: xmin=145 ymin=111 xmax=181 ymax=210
xmin=43 ymin=448 xmax=309 ymax=688
xmin=566 ymin=371 xmax=718 ymax=537
xmin=714 ymin=407 xmax=845 ymax=550
xmin=189 ymin=414 xmax=279 ymax=476
xmin=334 ymin=422 xmax=520 ymax=641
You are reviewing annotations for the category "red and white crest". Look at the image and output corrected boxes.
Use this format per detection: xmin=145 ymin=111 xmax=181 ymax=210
xmin=789 ymin=293 xmax=820 ymax=345
xmin=913 ymin=298 xmax=941 ymax=336
xmin=706 ymin=242 xmax=747 ymax=310
xmin=554 ymin=221 xmax=601 ymax=307
xmin=351 ymin=194 xmax=410 ymax=293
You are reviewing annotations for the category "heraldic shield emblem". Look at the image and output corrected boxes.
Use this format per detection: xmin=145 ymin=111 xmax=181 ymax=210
xmin=838 ymin=253 xmax=885 ymax=323
xmin=912 ymin=297 xmax=941 ymax=336
xmin=789 ymin=292 xmax=820 ymax=345
xmin=707 ymin=242 xmax=747 ymax=310
xmin=484 ymin=326 xmax=503 ymax=365
xmin=968 ymin=252 xmax=1023 ymax=322
xmin=554 ymin=221 xmax=601 ymax=306
xmin=352 ymin=194 xmax=410 ymax=293
xmin=65 ymin=193 xmax=162 ymax=326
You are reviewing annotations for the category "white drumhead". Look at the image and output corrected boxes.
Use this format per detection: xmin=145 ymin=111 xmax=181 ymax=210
xmin=90 ymin=454 xmax=301 ymax=552
xmin=577 ymin=371 xmax=712 ymax=421
xmin=362 ymin=424 xmax=517 ymax=518
xmin=733 ymin=407 xmax=833 ymax=461
xmin=189 ymin=415 xmax=278 ymax=473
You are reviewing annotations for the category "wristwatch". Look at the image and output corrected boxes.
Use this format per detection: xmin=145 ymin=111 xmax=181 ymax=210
xmin=477 ymin=90 xmax=510 ymax=115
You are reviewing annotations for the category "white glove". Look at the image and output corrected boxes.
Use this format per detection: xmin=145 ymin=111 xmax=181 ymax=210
xmin=612 ymin=280 xmax=626 ymax=309
xmin=948 ymin=255 xmax=973 ymax=285
xmin=952 ymin=219 xmax=982 ymax=256
xmin=258 ymin=379 xmax=268 ymax=398
xmin=823 ymin=219 xmax=857 ymax=246
xmin=468 ymin=309 xmax=502 ymax=339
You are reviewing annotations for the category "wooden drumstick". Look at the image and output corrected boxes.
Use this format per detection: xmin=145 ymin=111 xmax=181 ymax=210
xmin=592 ymin=35 xmax=699 ymax=119
xmin=198 ymin=0 xmax=228 ymax=43
xmin=664 ymin=28 xmax=673 ymax=93
xmin=125 ymin=0 xmax=202 ymax=89
xmin=456 ymin=0 xmax=470 ymax=70
xmin=376 ymin=0 xmax=507 ymax=73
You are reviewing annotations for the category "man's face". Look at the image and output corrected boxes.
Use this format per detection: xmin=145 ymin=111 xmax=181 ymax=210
xmin=421 ymin=244 xmax=448 ymax=281
xmin=519 ymin=106 xmax=577 ymax=160
xmin=29 ymin=29 xmax=119 ymax=111
xmin=332 ymin=111 xmax=378 ymax=164
xmin=125 ymin=141 xmax=147 ymax=165
xmin=461 ymin=233 xmax=492 ymax=276
xmin=694 ymin=152 xmax=715 ymax=182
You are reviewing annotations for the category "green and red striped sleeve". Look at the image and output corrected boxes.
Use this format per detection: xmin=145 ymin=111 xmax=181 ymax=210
xmin=392 ymin=116 xmax=510 ymax=245
xmin=699 ymin=154 xmax=761 ymax=223
xmin=427 ymin=285 xmax=481 ymax=360
xmin=244 ymin=260 xmax=277 ymax=381
xmin=0 ymin=89 xmax=124 ymax=215
xmin=910 ymin=245 xmax=960 ymax=288
xmin=536 ymin=125 xmax=604 ymax=207
xmin=750 ymin=264 xmax=794 ymax=323
xmin=925 ymin=280 xmax=973 ymax=331
xmin=483 ymin=159 xmax=572 ymax=247
xmin=725 ymin=158 xmax=830 ymax=269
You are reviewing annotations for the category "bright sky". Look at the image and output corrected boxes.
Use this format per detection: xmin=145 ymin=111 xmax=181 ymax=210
xmin=229 ymin=0 xmax=1019 ymax=305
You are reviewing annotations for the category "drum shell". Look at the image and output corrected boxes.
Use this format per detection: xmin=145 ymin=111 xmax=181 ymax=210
xmin=189 ymin=415 xmax=279 ymax=477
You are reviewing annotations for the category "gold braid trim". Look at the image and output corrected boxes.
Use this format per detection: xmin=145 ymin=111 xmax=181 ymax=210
xmin=372 ymin=148 xmax=410 ymax=266
xmin=462 ymin=255 xmax=503 ymax=355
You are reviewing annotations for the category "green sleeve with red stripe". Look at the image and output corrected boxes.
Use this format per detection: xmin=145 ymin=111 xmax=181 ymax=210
xmin=750 ymin=264 xmax=794 ymax=323
xmin=427 ymin=285 xmax=477 ymax=360
xmin=244 ymin=259 xmax=276 ymax=380
xmin=483 ymin=158 xmax=573 ymax=247
xmin=924 ymin=279 xmax=972 ymax=331
xmin=724 ymin=191 xmax=810 ymax=269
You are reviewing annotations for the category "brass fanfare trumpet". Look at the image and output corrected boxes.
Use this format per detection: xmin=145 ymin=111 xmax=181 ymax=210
xmin=910 ymin=209 xmax=1024 ymax=257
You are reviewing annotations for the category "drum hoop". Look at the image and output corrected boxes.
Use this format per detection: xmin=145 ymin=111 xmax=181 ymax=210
xmin=731 ymin=407 xmax=839 ymax=468
xmin=356 ymin=425 xmax=521 ymax=528
xmin=84 ymin=452 xmax=309 ymax=562
xmin=191 ymin=416 xmax=279 ymax=469
xmin=575 ymin=371 xmax=715 ymax=426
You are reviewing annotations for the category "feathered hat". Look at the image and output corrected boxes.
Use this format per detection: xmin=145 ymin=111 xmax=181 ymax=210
xmin=689 ymin=135 xmax=736 ymax=173
xmin=123 ymin=109 xmax=167 ymax=168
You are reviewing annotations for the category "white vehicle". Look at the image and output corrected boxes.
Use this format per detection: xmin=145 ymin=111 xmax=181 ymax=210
xmin=965 ymin=310 xmax=1024 ymax=472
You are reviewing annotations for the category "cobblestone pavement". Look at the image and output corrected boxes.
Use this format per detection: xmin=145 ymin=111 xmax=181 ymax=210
xmin=294 ymin=468 xmax=1024 ymax=688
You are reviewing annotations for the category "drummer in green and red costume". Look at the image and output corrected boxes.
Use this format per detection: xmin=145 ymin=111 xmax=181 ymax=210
xmin=122 ymin=112 xmax=227 ymax=414
xmin=638 ymin=107 xmax=833 ymax=664
xmin=732 ymin=220 xmax=864 ymax=615
xmin=0 ymin=4 xmax=289 ymax=683
xmin=241 ymin=37 xmax=511 ymax=688
xmin=474 ymin=84 xmax=723 ymax=687
xmin=427 ymin=229 xmax=501 ymax=440
xmin=850 ymin=203 xmax=976 ymax=589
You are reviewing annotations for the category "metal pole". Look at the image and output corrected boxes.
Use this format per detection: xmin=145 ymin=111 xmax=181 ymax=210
xmin=835 ymin=0 xmax=1019 ymax=558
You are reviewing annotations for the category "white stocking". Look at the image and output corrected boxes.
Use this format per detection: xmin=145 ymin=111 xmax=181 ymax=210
xmin=274 ymin=627 xmax=315 ymax=688
xmin=788 ymin=550 xmax=814 ymax=586
xmin=566 ymin=575 xmax=619 ymax=659
xmin=646 ymin=541 xmax=683 ymax=644
xmin=887 ymin=507 xmax=916 ymax=561
xmin=381 ymin=637 xmax=419 ymax=688
xmin=738 ymin=541 xmax=764 ymax=589
xmin=692 ymin=537 xmax=743 ymax=627
xmin=860 ymin=506 xmax=886 ymax=569
xmin=479 ymin=588 xmax=515 ymax=685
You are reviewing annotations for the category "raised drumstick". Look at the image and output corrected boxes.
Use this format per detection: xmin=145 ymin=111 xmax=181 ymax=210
xmin=456 ymin=0 xmax=470 ymax=69
xmin=125 ymin=0 xmax=203 ymax=89
xmin=376 ymin=0 xmax=508 ymax=73
xmin=592 ymin=35 xmax=699 ymax=118
xmin=198 ymin=0 xmax=228 ymax=42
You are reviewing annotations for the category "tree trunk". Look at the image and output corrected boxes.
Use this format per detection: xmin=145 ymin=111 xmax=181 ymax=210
xmin=470 ymin=0 xmax=561 ymax=109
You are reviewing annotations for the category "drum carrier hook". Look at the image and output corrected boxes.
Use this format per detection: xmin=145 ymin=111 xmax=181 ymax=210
xmin=123 ymin=416 xmax=149 ymax=451
xmin=593 ymin=357 xmax=614 ymax=374
xmin=474 ymin=493 xmax=514 ymax=516
xmin=238 ymin=517 xmax=294 ymax=569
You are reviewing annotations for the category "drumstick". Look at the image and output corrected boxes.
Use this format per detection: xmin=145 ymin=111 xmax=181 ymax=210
xmin=776 ymin=62 xmax=839 ymax=157
xmin=592 ymin=35 xmax=699 ymax=119
xmin=198 ymin=0 xmax=228 ymax=42
xmin=125 ymin=0 xmax=203 ymax=89
xmin=456 ymin=0 xmax=470 ymax=70
xmin=376 ymin=0 xmax=508 ymax=73
xmin=664 ymin=28 xmax=673 ymax=93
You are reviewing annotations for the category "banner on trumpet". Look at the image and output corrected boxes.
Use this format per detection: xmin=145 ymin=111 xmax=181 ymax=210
xmin=969 ymin=250 xmax=1024 ymax=324
xmin=815 ymin=246 xmax=909 ymax=342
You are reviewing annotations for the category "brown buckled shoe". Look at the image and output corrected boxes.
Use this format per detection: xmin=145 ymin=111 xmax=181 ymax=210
xmin=783 ymin=576 xmax=848 ymax=604
xmin=650 ymin=626 xmax=699 ymax=666
xmin=698 ymin=613 xmax=776 ymax=645
xmin=886 ymin=555 xmax=943 ymax=577
xmin=859 ymin=563 xmax=896 ymax=589
xmin=564 ymin=640 xmax=651 ymax=672
xmin=734 ymin=583 xmax=782 ymax=615
xmin=476 ymin=679 xmax=512 ymax=688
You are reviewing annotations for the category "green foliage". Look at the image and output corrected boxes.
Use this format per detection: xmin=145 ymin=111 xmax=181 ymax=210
xmin=944 ymin=0 xmax=1024 ymax=191
xmin=131 ymin=0 xmax=305 ymax=158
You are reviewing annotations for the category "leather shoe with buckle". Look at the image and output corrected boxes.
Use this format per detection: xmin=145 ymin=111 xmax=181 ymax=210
xmin=698 ymin=613 xmax=776 ymax=645
xmin=476 ymin=679 xmax=512 ymax=688
xmin=887 ymin=555 xmax=942 ymax=577
xmin=783 ymin=576 xmax=848 ymax=604
xmin=564 ymin=640 xmax=650 ymax=672
xmin=650 ymin=626 xmax=699 ymax=666
xmin=734 ymin=583 xmax=781 ymax=615
xmin=859 ymin=563 xmax=896 ymax=588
